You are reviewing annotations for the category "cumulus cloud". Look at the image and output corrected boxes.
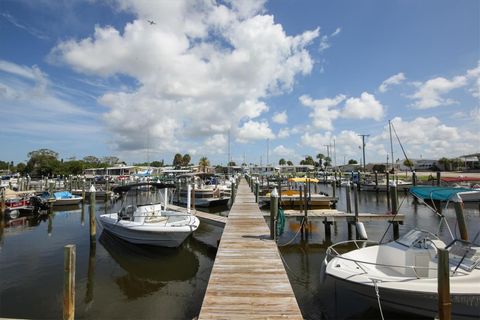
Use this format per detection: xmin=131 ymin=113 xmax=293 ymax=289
xmin=300 ymin=94 xmax=345 ymax=130
xmin=49 ymin=0 xmax=319 ymax=152
xmin=410 ymin=76 xmax=467 ymax=109
xmin=342 ymin=92 xmax=384 ymax=120
xmin=272 ymin=110 xmax=287 ymax=124
xmin=236 ymin=120 xmax=274 ymax=143
xmin=378 ymin=72 xmax=405 ymax=93
xmin=272 ymin=144 xmax=296 ymax=158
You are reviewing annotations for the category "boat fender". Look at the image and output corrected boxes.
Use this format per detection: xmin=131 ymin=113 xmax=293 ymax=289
xmin=356 ymin=222 xmax=368 ymax=240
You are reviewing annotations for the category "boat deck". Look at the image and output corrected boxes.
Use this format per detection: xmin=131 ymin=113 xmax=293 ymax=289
xmin=199 ymin=178 xmax=302 ymax=319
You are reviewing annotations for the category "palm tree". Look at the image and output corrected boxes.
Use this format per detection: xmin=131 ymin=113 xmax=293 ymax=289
xmin=182 ymin=154 xmax=191 ymax=166
xmin=287 ymin=160 xmax=293 ymax=166
xmin=173 ymin=153 xmax=183 ymax=167
xmin=199 ymin=157 xmax=210 ymax=173
xmin=279 ymin=158 xmax=286 ymax=165
xmin=316 ymin=153 xmax=325 ymax=168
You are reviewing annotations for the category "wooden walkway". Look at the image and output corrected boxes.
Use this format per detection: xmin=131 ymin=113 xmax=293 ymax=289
xmin=199 ymin=179 xmax=302 ymax=319
xmin=263 ymin=209 xmax=405 ymax=223
xmin=167 ymin=203 xmax=227 ymax=227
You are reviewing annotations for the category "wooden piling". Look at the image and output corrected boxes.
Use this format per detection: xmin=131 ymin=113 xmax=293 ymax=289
xmin=374 ymin=171 xmax=378 ymax=192
xmin=192 ymin=184 xmax=196 ymax=211
xmin=345 ymin=183 xmax=352 ymax=213
xmin=390 ymin=183 xmax=400 ymax=239
xmin=89 ymin=192 xmax=96 ymax=244
xmin=437 ymin=171 xmax=441 ymax=186
xmin=437 ymin=248 xmax=451 ymax=320
xmin=453 ymin=195 xmax=468 ymax=241
xmin=385 ymin=172 xmax=390 ymax=194
xmin=255 ymin=182 xmax=259 ymax=203
xmin=412 ymin=171 xmax=417 ymax=186
xmin=63 ymin=244 xmax=76 ymax=320
xmin=0 ymin=189 xmax=5 ymax=215
xmin=353 ymin=184 xmax=359 ymax=222
xmin=270 ymin=189 xmax=278 ymax=240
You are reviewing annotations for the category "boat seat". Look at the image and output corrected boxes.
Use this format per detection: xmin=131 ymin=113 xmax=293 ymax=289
xmin=145 ymin=216 xmax=168 ymax=223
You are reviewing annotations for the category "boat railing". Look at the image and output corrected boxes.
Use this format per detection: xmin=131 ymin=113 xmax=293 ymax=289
xmin=325 ymin=240 xmax=471 ymax=278
xmin=120 ymin=210 xmax=198 ymax=227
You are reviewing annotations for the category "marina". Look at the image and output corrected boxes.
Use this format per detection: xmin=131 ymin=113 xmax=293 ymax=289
xmin=1 ymin=172 xmax=479 ymax=319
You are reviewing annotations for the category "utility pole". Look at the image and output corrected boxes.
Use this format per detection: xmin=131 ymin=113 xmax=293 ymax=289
xmin=358 ymin=134 xmax=370 ymax=172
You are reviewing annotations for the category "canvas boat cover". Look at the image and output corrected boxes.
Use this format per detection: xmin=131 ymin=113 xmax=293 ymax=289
xmin=409 ymin=186 xmax=474 ymax=201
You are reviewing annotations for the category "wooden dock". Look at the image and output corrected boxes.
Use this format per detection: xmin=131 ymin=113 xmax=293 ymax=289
xmin=199 ymin=179 xmax=302 ymax=319
xmin=167 ymin=204 xmax=227 ymax=227
xmin=263 ymin=209 xmax=405 ymax=223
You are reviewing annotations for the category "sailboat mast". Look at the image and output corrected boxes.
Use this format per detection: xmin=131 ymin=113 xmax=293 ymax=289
xmin=389 ymin=120 xmax=394 ymax=171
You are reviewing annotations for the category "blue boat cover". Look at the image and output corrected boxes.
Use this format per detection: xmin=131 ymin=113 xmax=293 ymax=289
xmin=54 ymin=191 xmax=74 ymax=199
xmin=409 ymin=186 xmax=473 ymax=201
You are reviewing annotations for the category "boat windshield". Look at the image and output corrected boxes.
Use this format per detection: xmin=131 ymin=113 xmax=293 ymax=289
xmin=446 ymin=239 xmax=480 ymax=272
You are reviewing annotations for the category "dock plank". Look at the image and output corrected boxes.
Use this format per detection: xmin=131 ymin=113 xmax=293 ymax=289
xmin=199 ymin=178 xmax=302 ymax=319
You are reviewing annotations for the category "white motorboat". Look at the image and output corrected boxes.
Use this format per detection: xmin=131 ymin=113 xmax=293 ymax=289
xmin=99 ymin=182 xmax=200 ymax=248
xmin=323 ymin=229 xmax=480 ymax=318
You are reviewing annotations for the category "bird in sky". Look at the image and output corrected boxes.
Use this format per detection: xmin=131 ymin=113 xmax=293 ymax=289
xmin=147 ymin=20 xmax=156 ymax=25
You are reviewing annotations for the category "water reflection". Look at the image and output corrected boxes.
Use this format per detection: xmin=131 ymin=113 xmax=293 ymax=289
xmin=85 ymin=242 xmax=96 ymax=308
xmin=99 ymin=231 xmax=199 ymax=299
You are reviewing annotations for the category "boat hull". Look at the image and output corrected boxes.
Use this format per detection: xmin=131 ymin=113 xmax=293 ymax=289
xmin=98 ymin=214 xmax=199 ymax=247
xmin=327 ymin=274 xmax=480 ymax=319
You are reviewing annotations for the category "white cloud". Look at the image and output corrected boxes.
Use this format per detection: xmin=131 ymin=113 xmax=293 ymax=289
xmin=466 ymin=62 xmax=480 ymax=98
xmin=342 ymin=92 xmax=384 ymax=121
xmin=277 ymin=127 xmax=290 ymax=138
xmin=272 ymin=145 xmax=296 ymax=158
xmin=272 ymin=110 xmax=287 ymax=124
xmin=410 ymin=75 xmax=467 ymax=109
xmin=378 ymin=72 xmax=405 ymax=93
xmin=203 ymin=134 xmax=227 ymax=154
xmin=319 ymin=27 xmax=341 ymax=52
xmin=236 ymin=120 xmax=274 ymax=143
xmin=300 ymin=94 xmax=345 ymax=130
xmin=49 ymin=0 xmax=319 ymax=154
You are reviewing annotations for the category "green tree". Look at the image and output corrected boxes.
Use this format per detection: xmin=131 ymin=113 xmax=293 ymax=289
xmin=324 ymin=156 xmax=332 ymax=168
xmin=150 ymin=160 xmax=164 ymax=167
xmin=83 ymin=155 xmax=100 ymax=164
xmin=279 ymin=158 xmax=286 ymax=165
xmin=300 ymin=155 xmax=315 ymax=166
xmin=372 ymin=164 xmax=386 ymax=173
xmin=227 ymin=161 xmax=236 ymax=166
xmin=15 ymin=162 xmax=27 ymax=174
xmin=316 ymin=153 xmax=325 ymax=168
xmin=182 ymin=154 xmax=191 ymax=166
xmin=348 ymin=159 xmax=358 ymax=164
xmin=173 ymin=153 xmax=183 ymax=167
xmin=26 ymin=148 xmax=61 ymax=177
xmin=438 ymin=157 xmax=450 ymax=171
xmin=199 ymin=157 xmax=210 ymax=172
xmin=287 ymin=160 xmax=293 ymax=166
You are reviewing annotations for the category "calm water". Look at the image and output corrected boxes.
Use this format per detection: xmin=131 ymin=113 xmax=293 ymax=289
xmin=0 ymin=186 xmax=479 ymax=319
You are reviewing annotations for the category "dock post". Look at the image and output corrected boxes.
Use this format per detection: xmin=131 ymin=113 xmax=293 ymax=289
xmin=82 ymin=179 xmax=86 ymax=203
xmin=345 ymin=182 xmax=352 ymax=213
xmin=63 ymin=244 xmax=76 ymax=320
xmin=437 ymin=171 xmax=441 ymax=186
xmin=255 ymin=182 xmax=259 ymax=203
xmin=277 ymin=179 xmax=282 ymax=204
xmin=270 ymin=188 xmax=278 ymax=240
xmin=452 ymin=194 xmax=468 ymax=241
xmin=437 ymin=248 xmax=451 ymax=320
xmin=187 ymin=184 xmax=192 ymax=214
xmin=192 ymin=184 xmax=196 ymax=212
xmin=353 ymin=184 xmax=360 ymax=239
xmin=303 ymin=184 xmax=308 ymax=221
xmin=412 ymin=170 xmax=417 ymax=186
xmin=331 ymin=181 xmax=336 ymax=200
xmin=231 ymin=181 xmax=236 ymax=203
xmin=386 ymin=172 xmax=390 ymax=194
xmin=390 ymin=182 xmax=400 ymax=239
xmin=0 ymin=188 xmax=5 ymax=215
xmin=374 ymin=171 xmax=378 ymax=192
xmin=89 ymin=192 xmax=96 ymax=244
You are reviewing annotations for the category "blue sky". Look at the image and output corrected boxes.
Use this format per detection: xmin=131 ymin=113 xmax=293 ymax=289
xmin=1 ymin=0 xmax=479 ymax=166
